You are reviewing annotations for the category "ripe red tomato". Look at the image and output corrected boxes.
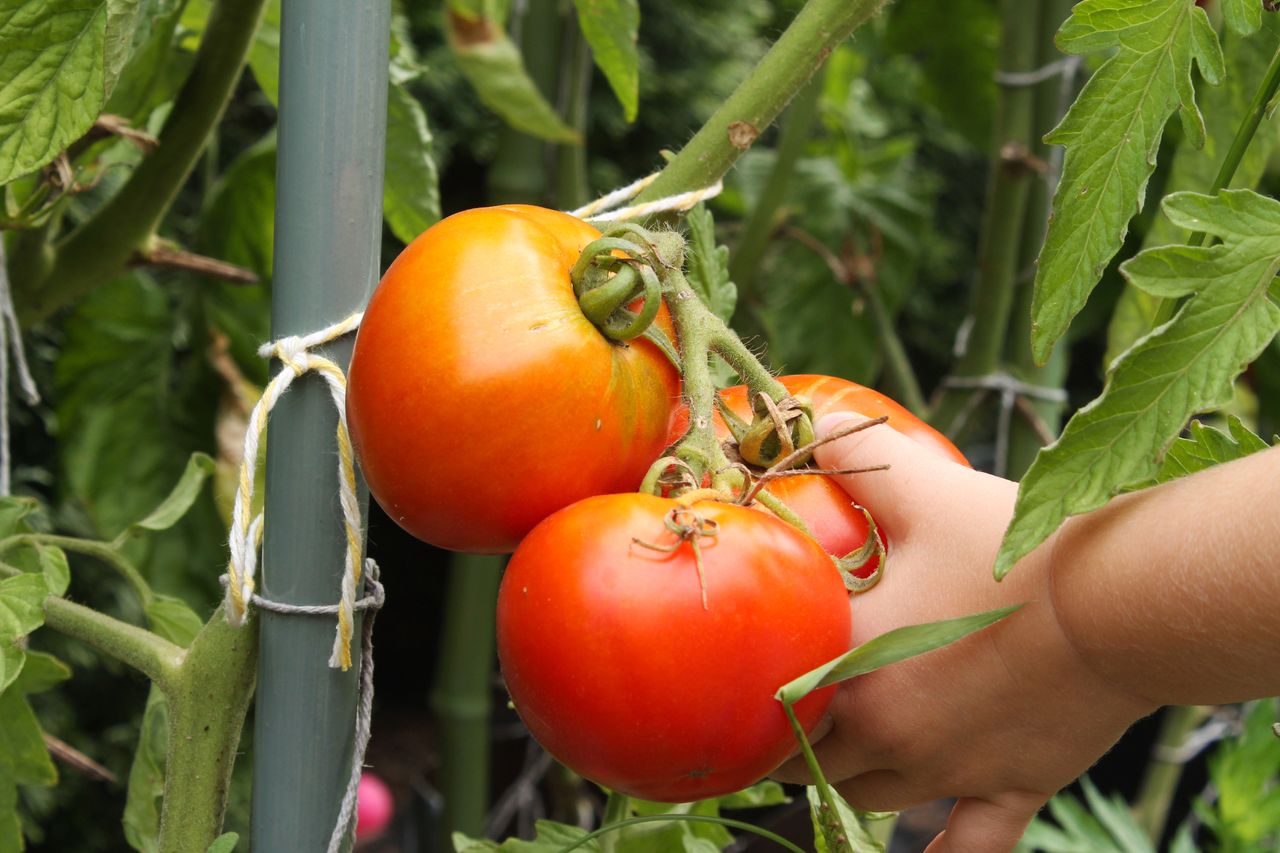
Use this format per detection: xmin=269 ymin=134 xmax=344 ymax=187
xmin=685 ymin=375 xmax=968 ymax=576
xmin=347 ymin=206 xmax=681 ymax=553
xmin=497 ymin=492 xmax=852 ymax=802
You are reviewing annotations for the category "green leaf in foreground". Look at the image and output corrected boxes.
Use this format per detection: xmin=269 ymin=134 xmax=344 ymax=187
xmin=0 ymin=0 xmax=109 ymax=184
xmin=383 ymin=81 xmax=441 ymax=244
xmin=684 ymin=204 xmax=736 ymax=325
xmin=808 ymin=786 xmax=882 ymax=853
xmin=572 ymin=0 xmax=640 ymax=122
xmin=1030 ymin=0 xmax=1223 ymax=364
xmin=0 ymin=572 xmax=53 ymax=694
xmin=1143 ymin=415 xmax=1270 ymax=486
xmin=1104 ymin=11 xmax=1280 ymax=366
xmin=776 ymin=605 xmax=1020 ymax=705
xmin=123 ymin=686 xmax=168 ymax=853
xmin=446 ymin=7 xmax=580 ymax=144
xmin=997 ymin=189 xmax=1280 ymax=578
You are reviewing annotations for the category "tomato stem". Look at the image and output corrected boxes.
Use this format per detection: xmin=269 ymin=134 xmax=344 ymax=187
xmin=782 ymin=701 xmax=851 ymax=852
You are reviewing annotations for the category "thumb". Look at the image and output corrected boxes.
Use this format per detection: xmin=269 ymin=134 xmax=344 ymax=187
xmin=813 ymin=412 xmax=969 ymax=538
xmin=923 ymin=793 xmax=1046 ymax=853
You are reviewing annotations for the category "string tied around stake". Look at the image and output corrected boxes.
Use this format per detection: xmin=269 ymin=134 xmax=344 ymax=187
xmin=223 ymin=310 xmax=366 ymax=670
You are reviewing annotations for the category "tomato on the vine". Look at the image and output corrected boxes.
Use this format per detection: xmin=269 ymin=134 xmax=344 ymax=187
xmin=496 ymin=492 xmax=852 ymax=803
xmin=346 ymin=206 xmax=681 ymax=553
xmin=692 ymin=375 xmax=968 ymax=576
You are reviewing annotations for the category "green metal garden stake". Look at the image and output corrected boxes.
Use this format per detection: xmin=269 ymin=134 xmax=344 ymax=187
xmin=251 ymin=0 xmax=390 ymax=849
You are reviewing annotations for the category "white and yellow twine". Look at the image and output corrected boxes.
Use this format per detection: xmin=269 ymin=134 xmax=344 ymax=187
xmin=224 ymin=311 xmax=366 ymax=670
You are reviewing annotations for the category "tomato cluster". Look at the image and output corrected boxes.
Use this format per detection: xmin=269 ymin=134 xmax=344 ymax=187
xmin=347 ymin=207 xmax=964 ymax=803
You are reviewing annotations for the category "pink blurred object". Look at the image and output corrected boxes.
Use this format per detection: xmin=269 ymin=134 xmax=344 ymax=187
xmin=355 ymin=772 xmax=395 ymax=840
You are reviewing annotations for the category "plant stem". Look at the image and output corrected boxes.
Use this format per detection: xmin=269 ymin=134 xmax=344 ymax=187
xmin=929 ymin=0 xmax=1042 ymax=442
xmin=0 ymin=533 xmax=152 ymax=607
xmin=1132 ymin=705 xmax=1212 ymax=843
xmin=42 ymin=596 xmax=182 ymax=690
xmin=158 ymin=607 xmax=258 ymax=853
xmin=15 ymin=0 xmax=269 ymax=322
xmin=430 ymin=553 xmax=504 ymax=842
xmin=1005 ymin=0 xmax=1076 ymax=479
xmin=729 ymin=67 xmax=826 ymax=296
xmin=633 ymin=0 xmax=891 ymax=209
xmin=1149 ymin=41 xmax=1280 ymax=327
xmin=554 ymin=12 xmax=592 ymax=210
xmin=486 ymin=0 xmax=560 ymax=204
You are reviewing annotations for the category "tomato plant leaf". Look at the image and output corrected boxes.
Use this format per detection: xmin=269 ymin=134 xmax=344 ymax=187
xmin=453 ymin=819 xmax=601 ymax=851
xmin=103 ymin=0 xmax=188 ymax=121
xmin=446 ymin=6 xmax=581 ymax=144
xmin=0 ymin=649 xmax=69 ymax=852
xmin=384 ymin=81 xmax=441 ymax=244
xmin=247 ymin=0 xmax=281 ymax=104
xmin=572 ymin=0 xmax=640 ymax=122
xmin=1018 ymin=777 xmax=1156 ymax=852
xmin=1105 ymin=12 xmax=1280 ymax=366
xmin=807 ymin=786 xmax=881 ymax=853
xmin=144 ymin=594 xmax=203 ymax=646
xmin=113 ymin=452 xmax=216 ymax=546
xmin=775 ymin=605 xmax=1020 ymax=704
xmin=0 ymin=573 xmax=52 ymax=694
xmin=1135 ymin=415 xmax=1270 ymax=487
xmin=205 ymin=832 xmax=238 ymax=853
xmin=684 ymin=204 xmax=736 ymax=325
xmin=1221 ymin=0 xmax=1264 ymax=36
xmin=1030 ymin=0 xmax=1223 ymax=364
xmin=1198 ymin=700 xmax=1280 ymax=849
xmin=997 ymin=189 xmax=1280 ymax=579
xmin=34 ymin=545 xmax=69 ymax=598
xmin=122 ymin=686 xmax=169 ymax=853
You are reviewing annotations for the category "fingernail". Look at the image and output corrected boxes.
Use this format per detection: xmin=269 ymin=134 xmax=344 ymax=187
xmin=814 ymin=411 xmax=869 ymax=438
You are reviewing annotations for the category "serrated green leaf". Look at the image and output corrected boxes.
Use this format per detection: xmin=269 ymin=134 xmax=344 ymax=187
xmin=1020 ymin=778 xmax=1152 ymax=853
xmin=1137 ymin=415 xmax=1270 ymax=486
xmin=998 ymin=189 xmax=1280 ymax=578
xmin=776 ymin=606 xmax=1020 ymax=704
xmin=572 ymin=0 xmax=639 ymax=122
xmin=34 ymin=545 xmax=68 ymax=597
xmin=144 ymin=594 xmax=202 ymax=646
xmin=807 ymin=786 xmax=881 ymax=853
xmin=1105 ymin=12 xmax=1280 ymax=365
xmin=1222 ymin=0 xmax=1264 ymax=36
xmin=113 ymin=452 xmax=216 ymax=545
xmin=0 ymin=0 xmax=107 ymax=184
xmin=1032 ymin=0 xmax=1223 ymax=364
xmin=0 ymin=652 xmax=66 ymax=788
xmin=384 ymin=81 xmax=441 ymax=244
xmin=684 ymin=204 xmax=736 ymax=324
xmin=446 ymin=8 xmax=581 ymax=144
xmin=205 ymin=832 xmax=238 ymax=853
xmin=122 ymin=687 xmax=168 ymax=853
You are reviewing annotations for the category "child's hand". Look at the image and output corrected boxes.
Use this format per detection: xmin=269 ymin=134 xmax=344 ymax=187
xmin=771 ymin=414 xmax=1153 ymax=852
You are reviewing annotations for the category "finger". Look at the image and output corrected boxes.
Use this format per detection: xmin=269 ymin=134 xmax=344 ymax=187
xmin=813 ymin=412 xmax=970 ymax=536
xmin=770 ymin=692 xmax=872 ymax=785
xmin=923 ymin=792 xmax=1046 ymax=853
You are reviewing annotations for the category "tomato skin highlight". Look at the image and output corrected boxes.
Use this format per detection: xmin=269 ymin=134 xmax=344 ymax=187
xmin=497 ymin=493 xmax=852 ymax=803
xmin=346 ymin=206 xmax=681 ymax=553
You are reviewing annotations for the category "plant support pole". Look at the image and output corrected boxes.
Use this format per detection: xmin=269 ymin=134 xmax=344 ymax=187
xmin=251 ymin=0 xmax=389 ymax=850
